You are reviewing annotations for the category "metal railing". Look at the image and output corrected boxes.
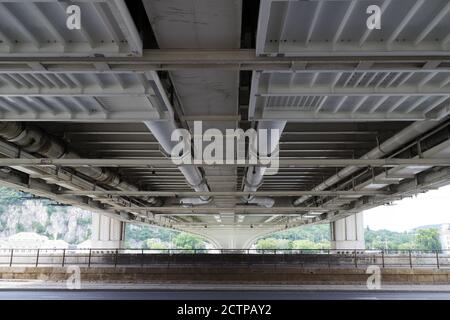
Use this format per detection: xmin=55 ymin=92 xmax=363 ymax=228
xmin=0 ymin=248 xmax=449 ymax=269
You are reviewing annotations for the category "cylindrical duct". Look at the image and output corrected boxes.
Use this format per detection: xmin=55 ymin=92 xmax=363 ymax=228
xmin=144 ymin=120 xmax=211 ymax=204
xmin=293 ymin=120 xmax=442 ymax=206
xmin=0 ymin=122 xmax=159 ymax=205
xmin=243 ymin=120 xmax=286 ymax=207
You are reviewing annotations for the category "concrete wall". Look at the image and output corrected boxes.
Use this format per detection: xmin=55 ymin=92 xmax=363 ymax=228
xmin=1 ymin=266 xmax=449 ymax=285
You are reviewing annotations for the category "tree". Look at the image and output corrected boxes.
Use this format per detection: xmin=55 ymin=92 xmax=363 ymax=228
xmin=146 ymin=238 xmax=169 ymax=250
xmin=364 ymin=228 xmax=416 ymax=250
xmin=172 ymin=232 xmax=206 ymax=250
xmin=266 ymin=224 xmax=330 ymax=242
xmin=397 ymin=242 xmax=416 ymax=250
xmin=15 ymin=222 xmax=25 ymax=233
xmin=32 ymin=221 xmax=46 ymax=235
xmin=291 ymin=240 xmax=330 ymax=250
xmin=256 ymin=238 xmax=291 ymax=249
xmin=415 ymin=228 xmax=441 ymax=251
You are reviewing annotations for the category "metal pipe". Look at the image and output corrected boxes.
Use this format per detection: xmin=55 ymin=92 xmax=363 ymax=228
xmin=144 ymin=120 xmax=211 ymax=205
xmin=0 ymin=122 xmax=160 ymax=205
xmin=243 ymin=120 xmax=286 ymax=207
xmin=293 ymin=120 xmax=445 ymax=206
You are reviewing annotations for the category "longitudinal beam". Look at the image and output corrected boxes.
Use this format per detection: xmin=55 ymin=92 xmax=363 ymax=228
xmin=111 ymin=206 xmax=331 ymax=214
xmin=259 ymin=88 xmax=450 ymax=96
xmin=59 ymin=190 xmax=390 ymax=197
xmin=0 ymin=50 xmax=448 ymax=72
xmin=0 ymin=158 xmax=449 ymax=167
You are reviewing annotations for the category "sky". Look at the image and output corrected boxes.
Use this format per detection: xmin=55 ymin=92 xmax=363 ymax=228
xmin=363 ymin=184 xmax=450 ymax=232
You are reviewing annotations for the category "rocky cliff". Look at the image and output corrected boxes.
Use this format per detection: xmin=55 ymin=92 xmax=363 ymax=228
xmin=0 ymin=187 xmax=91 ymax=244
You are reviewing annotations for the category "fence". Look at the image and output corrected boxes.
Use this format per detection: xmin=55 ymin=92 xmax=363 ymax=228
xmin=0 ymin=248 xmax=449 ymax=269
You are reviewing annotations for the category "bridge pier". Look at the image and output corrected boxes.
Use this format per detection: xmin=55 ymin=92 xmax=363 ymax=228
xmin=90 ymin=214 xmax=125 ymax=249
xmin=330 ymin=212 xmax=365 ymax=250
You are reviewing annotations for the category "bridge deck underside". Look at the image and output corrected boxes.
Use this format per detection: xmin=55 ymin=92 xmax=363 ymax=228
xmin=0 ymin=0 xmax=448 ymax=242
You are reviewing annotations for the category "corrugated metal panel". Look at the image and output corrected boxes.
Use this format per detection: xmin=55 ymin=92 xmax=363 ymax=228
xmin=0 ymin=71 xmax=170 ymax=121
xmin=0 ymin=0 xmax=142 ymax=57
xmin=249 ymin=70 xmax=450 ymax=121
xmin=257 ymin=0 xmax=450 ymax=56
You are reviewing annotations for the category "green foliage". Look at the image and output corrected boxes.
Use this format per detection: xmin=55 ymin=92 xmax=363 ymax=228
xmin=415 ymin=228 xmax=441 ymax=251
xmin=255 ymin=224 xmax=331 ymax=249
xmin=365 ymin=228 xmax=441 ymax=250
xmin=172 ymin=233 xmax=206 ymax=250
xmin=125 ymin=225 xmax=207 ymax=250
xmin=0 ymin=187 xmax=92 ymax=244
xmin=255 ymin=225 xmax=442 ymax=250
xmin=291 ymin=240 xmax=330 ymax=250
xmin=256 ymin=238 xmax=291 ymax=250
xmin=0 ymin=187 xmax=24 ymax=206
xmin=255 ymin=236 xmax=330 ymax=250
xmin=31 ymin=221 xmax=46 ymax=235
xmin=126 ymin=224 xmax=177 ymax=243
xmin=397 ymin=242 xmax=416 ymax=250
xmin=365 ymin=228 xmax=416 ymax=250
xmin=15 ymin=222 xmax=25 ymax=233
xmin=146 ymin=239 xmax=169 ymax=250
xmin=76 ymin=216 xmax=91 ymax=226
xmin=265 ymin=224 xmax=330 ymax=242
xmin=0 ymin=220 xmax=6 ymax=232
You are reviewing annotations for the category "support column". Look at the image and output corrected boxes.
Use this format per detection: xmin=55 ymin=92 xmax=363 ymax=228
xmin=330 ymin=212 xmax=365 ymax=250
xmin=91 ymin=214 xmax=125 ymax=249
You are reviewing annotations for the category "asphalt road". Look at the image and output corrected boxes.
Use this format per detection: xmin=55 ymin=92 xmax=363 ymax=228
xmin=0 ymin=290 xmax=449 ymax=300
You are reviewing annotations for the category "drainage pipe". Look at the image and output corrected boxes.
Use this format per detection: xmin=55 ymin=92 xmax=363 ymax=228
xmin=0 ymin=122 xmax=159 ymax=205
xmin=144 ymin=120 xmax=211 ymax=206
xmin=243 ymin=120 xmax=286 ymax=208
xmin=293 ymin=120 xmax=444 ymax=206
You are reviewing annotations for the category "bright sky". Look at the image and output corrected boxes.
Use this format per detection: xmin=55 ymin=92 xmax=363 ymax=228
xmin=363 ymin=184 xmax=450 ymax=232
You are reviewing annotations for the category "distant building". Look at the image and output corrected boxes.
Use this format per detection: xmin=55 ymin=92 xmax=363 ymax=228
xmin=440 ymin=224 xmax=450 ymax=250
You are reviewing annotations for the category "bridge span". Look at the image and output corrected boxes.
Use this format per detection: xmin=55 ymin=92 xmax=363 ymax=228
xmin=0 ymin=0 xmax=449 ymax=251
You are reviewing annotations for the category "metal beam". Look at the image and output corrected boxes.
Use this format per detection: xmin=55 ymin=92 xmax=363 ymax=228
xmin=260 ymin=111 xmax=444 ymax=122
xmin=157 ymin=213 xmax=305 ymax=217
xmin=0 ymin=158 xmax=449 ymax=167
xmin=259 ymin=87 xmax=450 ymax=96
xmin=0 ymin=50 xmax=448 ymax=73
xmin=58 ymin=190 xmax=390 ymax=197
xmin=112 ymin=206 xmax=331 ymax=214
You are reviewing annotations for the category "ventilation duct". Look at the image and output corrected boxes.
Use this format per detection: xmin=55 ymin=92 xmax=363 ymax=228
xmin=0 ymin=122 xmax=160 ymax=206
xmin=293 ymin=120 xmax=445 ymax=207
xmin=242 ymin=120 xmax=286 ymax=208
xmin=144 ymin=120 xmax=211 ymax=206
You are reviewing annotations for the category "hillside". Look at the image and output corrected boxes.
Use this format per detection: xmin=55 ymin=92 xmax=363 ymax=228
xmin=0 ymin=187 xmax=92 ymax=244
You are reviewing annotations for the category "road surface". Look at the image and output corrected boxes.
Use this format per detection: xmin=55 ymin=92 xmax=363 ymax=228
xmin=0 ymin=290 xmax=449 ymax=300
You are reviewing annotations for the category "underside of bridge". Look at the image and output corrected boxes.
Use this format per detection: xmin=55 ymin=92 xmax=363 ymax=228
xmin=0 ymin=0 xmax=449 ymax=249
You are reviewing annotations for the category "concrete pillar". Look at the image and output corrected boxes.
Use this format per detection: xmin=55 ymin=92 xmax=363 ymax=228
xmin=91 ymin=214 xmax=125 ymax=249
xmin=330 ymin=212 xmax=365 ymax=250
